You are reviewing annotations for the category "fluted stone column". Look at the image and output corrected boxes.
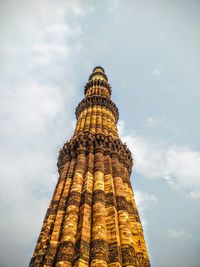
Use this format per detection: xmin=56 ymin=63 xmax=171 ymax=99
xmin=30 ymin=67 xmax=151 ymax=267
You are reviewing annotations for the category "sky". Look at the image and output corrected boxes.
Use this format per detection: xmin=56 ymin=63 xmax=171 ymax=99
xmin=0 ymin=0 xmax=200 ymax=266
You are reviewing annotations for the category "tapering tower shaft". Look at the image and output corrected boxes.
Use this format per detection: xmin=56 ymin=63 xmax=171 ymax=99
xmin=30 ymin=67 xmax=151 ymax=267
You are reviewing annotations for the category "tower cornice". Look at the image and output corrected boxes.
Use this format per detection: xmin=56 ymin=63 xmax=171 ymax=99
xmin=84 ymin=79 xmax=112 ymax=96
xmin=57 ymin=132 xmax=133 ymax=174
xmin=75 ymin=95 xmax=119 ymax=122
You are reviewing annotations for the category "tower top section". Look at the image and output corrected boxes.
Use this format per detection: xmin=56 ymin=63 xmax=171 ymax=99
xmin=89 ymin=66 xmax=108 ymax=82
xmin=93 ymin=66 xmax=105 ymax=72
xmin=84 ymin=66 xmax=111 ymax=97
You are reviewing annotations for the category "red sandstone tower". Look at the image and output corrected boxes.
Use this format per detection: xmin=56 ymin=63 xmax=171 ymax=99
xmin=30 ymin=67 xmax=151 ymax=267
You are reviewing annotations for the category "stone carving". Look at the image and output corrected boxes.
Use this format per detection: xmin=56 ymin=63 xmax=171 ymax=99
xmin=67 ymin=191 xmax=81 ymax=207
xmin=73 ymin=239 xmax=90 ymax=262
xmin=106 ymin=192 xmax=116 ymax=207
xmin=56 ymin=241 xmax=75 ymax=262
xmin=116 ymin=195 xmax=128 ymax=212
xmin=93 ymin=190 xmax=106 ymax=204
xmin=121 ymin=245 xmax=137 ymax=266
xmin=90 ymin=239 xmax=108 ymax=261
xmin=108 ymin=242 xmax=122 ymax=264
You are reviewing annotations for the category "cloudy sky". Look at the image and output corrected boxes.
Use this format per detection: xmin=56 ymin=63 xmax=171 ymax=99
xmin=0 ymin=0 xmax=200 ymax=266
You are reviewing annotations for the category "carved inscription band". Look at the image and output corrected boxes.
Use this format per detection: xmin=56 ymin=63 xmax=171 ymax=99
xmin=58 ymin=133 xmax=133 ymax=174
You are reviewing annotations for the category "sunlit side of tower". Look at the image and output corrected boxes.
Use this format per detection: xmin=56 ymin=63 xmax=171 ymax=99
xmin=30 ymin=67 xmax=151 ymax=267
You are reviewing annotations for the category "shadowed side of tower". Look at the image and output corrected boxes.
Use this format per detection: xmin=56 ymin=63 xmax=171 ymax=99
xmin=29 ymin=67 xmax=151 ymax=267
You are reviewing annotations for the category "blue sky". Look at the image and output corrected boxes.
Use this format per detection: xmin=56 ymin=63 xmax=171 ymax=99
xmin=0 ymin=1 xmax=200 ymax=267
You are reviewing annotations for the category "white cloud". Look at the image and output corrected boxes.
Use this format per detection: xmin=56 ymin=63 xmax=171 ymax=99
xmin=107 ymin=0 xmax=120 ymax=12
xmin=167 ymin=228 xmax=192 ymax=240
xmin=1 ymin=84 xmax=63 ymax=135
xmin=145 ymin=116 xmax=160 ymax=127
xmin=158 ymin=31 xmax=167 ymax=40
xmin=135 ymin=190 xmax=158 ymax=212
xmin=32 ymin=42 xmax=69 ymax=55
xmin=134 ymin=190 xmax=158 ymax=227
xmin=166 ymin=148 xmax=200 ymax=189
xmin=152 ymin=68 xmax=161 ymax=76
xmin=37 ymin=0 xmax=94 ymax=18
xmin=145 ymin=116 xmax=187 ymax=138
xmin=45 ymin=23 xmax=72 ymax=35
xmin=189 ymin=190 xmax=200 ymax=200
xmin=119 ymin=120 xmax=200 ymax=200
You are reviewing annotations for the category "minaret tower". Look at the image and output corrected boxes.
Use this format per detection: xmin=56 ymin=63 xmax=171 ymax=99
xmin=30 ymin=67 xmax=151 ymax=267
